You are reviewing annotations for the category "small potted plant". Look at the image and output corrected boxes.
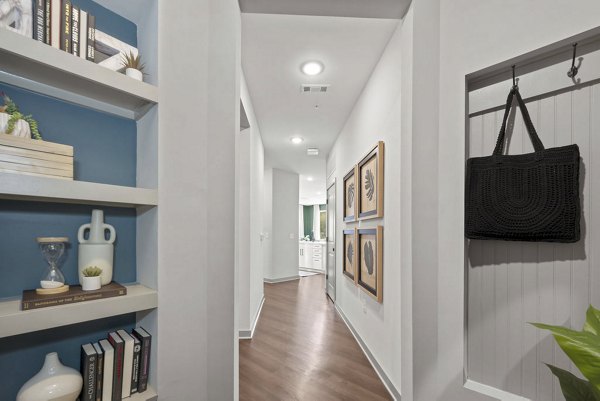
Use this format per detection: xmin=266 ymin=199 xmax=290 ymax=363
xmin=0 ymin=93 xmax=42 ymax=140
xmin=121 ymin=51 xmax=145 ymax=82
xmin=81 ymin=266 xmax=103 ymax=291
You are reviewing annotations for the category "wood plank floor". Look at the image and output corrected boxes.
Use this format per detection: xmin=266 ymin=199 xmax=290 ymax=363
xmin=240 ymin=274 xmax=392 ymax=401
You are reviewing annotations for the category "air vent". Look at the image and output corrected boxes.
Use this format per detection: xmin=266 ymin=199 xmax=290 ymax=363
xmin=301 ymin=84 xmax=330 ymax=94
xmin=307 ymin=148 xmax=319 ymax=156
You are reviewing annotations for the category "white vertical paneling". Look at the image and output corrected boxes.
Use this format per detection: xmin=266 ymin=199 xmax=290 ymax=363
xmin=467 ymin=83 xmax=600 ymax=400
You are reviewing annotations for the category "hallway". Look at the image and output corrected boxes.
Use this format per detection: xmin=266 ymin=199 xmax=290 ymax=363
xmin=239 ymin=275 xmax=392 ymax=400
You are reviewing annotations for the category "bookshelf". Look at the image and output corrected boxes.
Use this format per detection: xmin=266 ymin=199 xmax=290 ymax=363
xmin=0 ymin=0 xmax=159 ymax=398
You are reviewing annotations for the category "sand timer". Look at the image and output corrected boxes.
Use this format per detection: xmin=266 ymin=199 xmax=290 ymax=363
xmin=36 ymin=237 xmax=70 ymax=294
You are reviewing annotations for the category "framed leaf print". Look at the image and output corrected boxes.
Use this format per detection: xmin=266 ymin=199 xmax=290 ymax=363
xmin=358 ymin=141 xmax=384 ymax=220
xmin=343 ymin=229 xmax=358 ymax=282
xmin=357 ymin=226 xmax=383 ymax=303
xmin=343 ymin=166 xmax=358 ymax=222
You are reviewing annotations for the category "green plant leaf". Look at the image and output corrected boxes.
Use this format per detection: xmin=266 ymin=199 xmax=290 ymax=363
xmin=585 ymin=305 xmax=600 ymax=336
xmin=546 ymin=364 xmax=599 ymax=401
xmin=533 ymin=323 xmax=600 ymax=392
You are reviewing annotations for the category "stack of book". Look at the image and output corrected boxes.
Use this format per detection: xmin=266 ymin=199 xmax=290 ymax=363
xmin=33 ymin=0 xmax=96 ymax=61
xmin=81 ymin=327 xmax=152 ymax=401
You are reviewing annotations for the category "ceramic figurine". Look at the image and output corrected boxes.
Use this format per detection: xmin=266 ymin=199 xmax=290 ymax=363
xmin=16 ymin=352 xmax=82 ymax=401
xmin=78 ymin=209 xmax=116 ymax=286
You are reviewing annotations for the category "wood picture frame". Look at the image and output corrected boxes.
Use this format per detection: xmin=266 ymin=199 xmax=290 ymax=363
xmin=357 ymin=226 xmax=383 ymax=303
xmin=343 ymin=165 xmax=358 ymax=222
xmin=358 ymin=141 xmax=384 ymax=220
xmin=342 ymin=228 xmax=358 ymax=283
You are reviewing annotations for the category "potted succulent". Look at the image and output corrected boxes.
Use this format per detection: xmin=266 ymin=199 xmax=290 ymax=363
xmin=0 ymin=93 xmax=42 ymax=140
xmin=80 ymin=266 xmax=103 ymax=291
xmin=121 ymin=51 xmax=146 ymax=82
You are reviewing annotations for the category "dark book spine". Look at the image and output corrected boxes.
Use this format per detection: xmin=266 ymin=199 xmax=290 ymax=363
xmin=44 ymin=0 xmax=51 ymax=44
xmin=71 ymin=6 xmax=79 ymax=56
xmin=60 ymin=0 xmax=71 ymax=53
xmin=34 ymin=0 xmax=45 ymax=42
xmin=138 ymin=334 xmax=150 ymax=392
xmin=95 ymin=351 xmax=104 ymax=401
xmin=21 ymin=286 xmax=127 ymax=310
xmin=86 ymin=14 xmax=95 ymax=62
xmin=131 ymin=339 xmax=141 ymax=393
xmin=81 ymin=349 xmax=97 ymax=401
xmin=109 ymin=337 xmax=124 ymax=401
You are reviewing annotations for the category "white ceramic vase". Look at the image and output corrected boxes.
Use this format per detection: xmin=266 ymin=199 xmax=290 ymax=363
xmin=78 ymin=210 xmax=116 ymax=286
xmin=17 ymin=352 xmax=83 ymax=401
xmin=81 ymin=276 xmax=101 ymax=291
xmin=0 ymin=112 xmax=31 ymax=138
xmin=125 ymin=68 xmax=143 ymax=81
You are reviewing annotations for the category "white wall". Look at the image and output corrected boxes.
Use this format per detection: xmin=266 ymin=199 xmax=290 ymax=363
xmin=404 ymin=0 xmax=600 ymax=400
xmin=263 ymin=168 xmax=300 ymax=281
xmin=158 ymin=0 xmax=239 ymax=399
xmin=237 ymin=72 xmax=265 ymax=335
xmin=326 ymin=17 xmax=404 ymax=395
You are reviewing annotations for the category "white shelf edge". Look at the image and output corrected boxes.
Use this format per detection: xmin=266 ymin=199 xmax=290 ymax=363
xmin=0 ymin=284 xmax=158 ymax=338
xmin=129 ymin=386 xmax=158 ymax=401
xmin=0 ymin=29 xmax=158 ymax=119
xmin=0 ymin=173 xmax=158 ymax=208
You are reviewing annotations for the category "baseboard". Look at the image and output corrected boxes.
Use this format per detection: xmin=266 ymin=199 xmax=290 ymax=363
xmin=263 ymin=275 xmax=300 ymax=284
xmin=239 ymin=296 xmax=265 ymax=340
xmin=335 ymin=305 xmax=401 ymax=401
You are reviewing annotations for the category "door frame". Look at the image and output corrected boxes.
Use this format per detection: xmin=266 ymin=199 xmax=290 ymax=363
xmin=326 ymin=179 xmax=336 ymax=302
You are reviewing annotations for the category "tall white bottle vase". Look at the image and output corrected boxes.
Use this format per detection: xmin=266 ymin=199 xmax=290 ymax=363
xmin=78 ymin=210 xmax=116 ymax=286
xmin=17 ymin=352 xmax=83 ymax=401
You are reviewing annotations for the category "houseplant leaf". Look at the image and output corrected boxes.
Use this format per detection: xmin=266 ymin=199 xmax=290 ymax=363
xmin=585 ymin=305 xmax=600 ymax=336
xmin=532 ymin=323 xmax=600 ymax=392
xmin=546 ymin=364 xmax=599 ymax=401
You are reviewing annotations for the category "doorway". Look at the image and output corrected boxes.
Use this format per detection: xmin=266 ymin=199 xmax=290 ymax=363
xmin=326 ymin=181 xmax=336 ymax=301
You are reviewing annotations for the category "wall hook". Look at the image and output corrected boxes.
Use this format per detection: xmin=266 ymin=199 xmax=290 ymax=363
xmin=567 ymin=43 xmax=579 ymax=78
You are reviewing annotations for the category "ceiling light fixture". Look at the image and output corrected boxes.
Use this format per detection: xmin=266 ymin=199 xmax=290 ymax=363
xmin=307 ymin=177 xmax=314 ymax=182
xmin=291 ymin=137 xmax=304 ymax=144
xmin=301 ymin=61 xmax=324 ymax=76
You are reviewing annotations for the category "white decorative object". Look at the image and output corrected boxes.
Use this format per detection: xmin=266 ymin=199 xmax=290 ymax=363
xmin=78 ymin=209 xmax=116 ymax=286
xmin=94 ymin=29 xmax=138 ymax=72
xmin=16 ymin=352 xmax=82 ymax=401
xmin=126 ymin=68 xmax=143 ymax=81
xmin=81 ymin=275 xmax=101 ymax=291
xmin=0 ymin=112 xmax=31 ymax=138
xmin=0 ymin=0 xmax=33 ymax=38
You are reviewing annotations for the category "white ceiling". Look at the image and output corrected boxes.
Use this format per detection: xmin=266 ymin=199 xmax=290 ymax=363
xmin=239 ymin=0 xmax=411 ymax=19
xmin=242 ymin=13 xmax=399 ymax=204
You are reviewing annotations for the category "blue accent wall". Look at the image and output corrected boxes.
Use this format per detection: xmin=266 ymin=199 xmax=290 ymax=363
xmin=72 ymin=0 xmax=137 ymax=47
xmin=0 ymin=314 xmax=136 ymax=400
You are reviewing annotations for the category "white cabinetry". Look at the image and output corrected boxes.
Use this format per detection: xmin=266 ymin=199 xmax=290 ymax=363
xmin=299 ymin=242 xmax=326 ymax=271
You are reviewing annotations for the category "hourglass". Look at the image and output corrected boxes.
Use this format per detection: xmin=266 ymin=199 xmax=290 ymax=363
xmin=36 ymin=237 xmax=70 ymax=295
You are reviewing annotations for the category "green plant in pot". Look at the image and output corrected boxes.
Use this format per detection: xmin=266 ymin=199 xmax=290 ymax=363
xmin=0 ymin=93 xmax=42 ymax=140
xmin=81 ymin=266 xmax=103 ymax=291
xmin=121 ymin=51 xmax=146 ymax=82
xmin=532 ymin=305 xmax=600 ymax=400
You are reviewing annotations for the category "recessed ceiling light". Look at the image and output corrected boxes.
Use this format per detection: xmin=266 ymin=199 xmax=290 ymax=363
xmin=291 ymin=137 xmax=304 ymax=144
xmin=307 ymin=177 xmax=314 ymax=182
xmin=316 ymin=191 xmax=322 ymax=195
xmin=301 ymin=61 xmax=324 ymax=76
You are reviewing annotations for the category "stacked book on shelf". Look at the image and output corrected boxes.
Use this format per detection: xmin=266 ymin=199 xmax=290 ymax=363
xmin=33 ymin=0 xmax=96 ymax=61
xmin=81 ymin=327 xmax=152 ymax=401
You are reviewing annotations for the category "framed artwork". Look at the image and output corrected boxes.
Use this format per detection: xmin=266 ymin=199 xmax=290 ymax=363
xmin=358 ymin=141 xmax=384 ymax=220
xmin=357 ymin=226 xmax=383 ymax=303
xmin=343 ymin=229 xmax=357 ymax=282
xmin=343 ymin=166 xmax=358 ymax=222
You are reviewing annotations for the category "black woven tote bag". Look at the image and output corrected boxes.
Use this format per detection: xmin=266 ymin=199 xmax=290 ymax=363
xmin=465 ymin=88 xmax=580 ymax=242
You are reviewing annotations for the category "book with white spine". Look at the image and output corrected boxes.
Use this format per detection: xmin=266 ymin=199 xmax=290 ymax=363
xmin=117 ymin=329 xmax=135 ymax=398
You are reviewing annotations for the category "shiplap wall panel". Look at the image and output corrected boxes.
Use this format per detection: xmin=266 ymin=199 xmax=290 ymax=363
xmin=467 ymin=83 xmax=600 ymax=401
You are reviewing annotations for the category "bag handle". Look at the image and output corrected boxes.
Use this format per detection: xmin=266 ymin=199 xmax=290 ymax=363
xmin=493 ymin=88 xmax=544 ymax=155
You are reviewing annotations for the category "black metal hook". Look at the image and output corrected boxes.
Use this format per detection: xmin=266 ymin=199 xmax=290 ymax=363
xmin=567 ymin=43 xmax=579 ymax=78
xmin=512 ymin=65 xmax=518 ymax=90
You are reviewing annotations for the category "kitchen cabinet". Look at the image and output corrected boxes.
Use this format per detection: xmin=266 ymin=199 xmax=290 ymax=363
xmin=299 ymin=241 xmax=326 ymax=271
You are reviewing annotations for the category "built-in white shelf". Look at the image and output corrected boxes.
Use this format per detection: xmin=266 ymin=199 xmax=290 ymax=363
xmin=0 ymin=29 xmax=158 ymax=120
xmin=0 ymin=173 xmax=157 ymax=208
xmin=0 ymin=284 xmax=157 ymax=338
xmin=129 ymin=386 xmax=158 ymax=401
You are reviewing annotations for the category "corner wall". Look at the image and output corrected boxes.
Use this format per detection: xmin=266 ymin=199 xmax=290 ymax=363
xmin=326 ymin=17 xmax=405 ymax=395
xmin=262 ymin=168 xmax=300 ymax=281
xmin=237 ymin=72 xmax=265 ymax=336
